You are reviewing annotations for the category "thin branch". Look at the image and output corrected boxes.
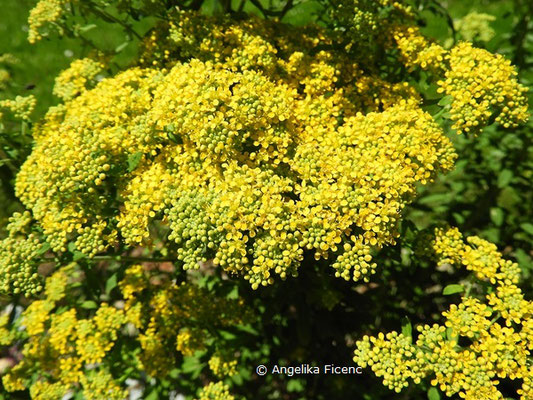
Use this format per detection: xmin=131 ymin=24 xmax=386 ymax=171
xmin=249 ymin=0 xmax=295 ymax=17
xmin=0 ymin=148 xmax=18 ymax=174
xmin=41 ymin=254 xmax=176 ymax=263
xmin=93 ymin=255 xmax=176 ymax=263
xmin=431 ymin=1 xmax=456 ymax=44
xmin=88 ymin=3 xmax=143 ymax=40
xmin=187 ymin=0 xmax=205 ymax=11
xmin=220 ymin=0 xmax=232 ymax=13
xmin=280 ymin=0 xmax=294 ymax=19
xmin=248 ymin=0 xmax=268 ymax=17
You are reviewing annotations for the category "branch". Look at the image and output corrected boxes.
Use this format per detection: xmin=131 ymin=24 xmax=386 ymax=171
xmin=87 ymin=3 xmax=143 ymax=40
xmin=42 ymin=254 xmax=177 ymax=263
xmin=93 ymin=255 xmax=176 ymax=263
xmin=0 ymin=148 xmax=18 ymax=174
xmin=248 ymin=0 xmax=294 ymax=18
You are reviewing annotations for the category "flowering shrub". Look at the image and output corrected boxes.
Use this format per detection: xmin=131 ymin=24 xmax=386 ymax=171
xmin=0 ymin=0 xmax=530 ymax=399
xmin=354 ymin=228 xmax=532 ymax=399
xmin=2 ymin=262 xmax=251 ymax=398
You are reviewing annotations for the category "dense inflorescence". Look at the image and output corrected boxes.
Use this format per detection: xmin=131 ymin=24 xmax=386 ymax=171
xmin=437 ymin=42 xmax=529 ymax=133
xmin=27 ymin=0 xmax=73 ymax=43
xmin=1 ymin=3 xmax=531 ymax=399
xmin=0 ymin=212 xmax=44 ymax=296
xmin=196 ymin=381 xmax=235 ymax=400
xmin=455 ymin=12 xmax=497 ymax=43
xmin=13 ymin=11 xmax=462 ymax=291
xmin=392 ymin=25 xmax=449 ymax=73
xmin=390 ymin=26 xmax=529 ymax=134
xmin=326 ymin=0 xmax=414 ymax=54
xmin=2 ymin=10 xmax=527 ymax=296
xmin=1 ymin=263 xmax=250 ymax=398
xmin=0 ymin=54 xmax=14 ymax=90
xmin=53 ymin=57 xmax=106 ymax=101
xmin=0 ymin=95 xmax=36 ymax=121
xmin=354 ymin=228 xmax=533 ymax=399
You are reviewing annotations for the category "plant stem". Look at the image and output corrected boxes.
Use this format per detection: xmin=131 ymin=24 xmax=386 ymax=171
xmin=93 ymin=255 xmax=176 ymax=263
xmin=88 ymin=3 xmax=143 ymax=40
xmin=42 ymin=254 xmax=176 ymax=263
xmin=0 ymin=148 xmax=18 ymax=174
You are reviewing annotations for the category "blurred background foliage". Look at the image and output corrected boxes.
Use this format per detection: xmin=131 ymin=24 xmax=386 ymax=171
xmin=0 ymin=0 xmax=531 ymax=399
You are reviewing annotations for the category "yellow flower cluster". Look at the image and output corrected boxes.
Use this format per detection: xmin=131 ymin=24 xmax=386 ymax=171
xmin=76 ymin=303 xmax=125 ymax=364
xmin=390 ymin=26 xmax=529 ymax=134
xmin=442 ymin=298 xmax=492 ymax=338
xmin=332 ymin=237 xmax=376 ymax=282
xmin=29 ymin=381 xmax=69 ymax=400
xmin=27 ymin=0 xmax=73 ymax=43
xmin=176 ymin=327 xmax=207 ymax=356
xmin=15 ymin=68 xmax=160 ymax=255
xmin=392 ymin=26 xmax=448 ymax=72
xmin=0 ymin=95 xmax=36 ymax=120
xmin=79 ymin=370 xmax=129 ymax=400
xmin=456 ymin=12 xmax=496 ymax=43
xmin=0 ymin=69 xmax=8 ymax=90
xmin=2 ymin=263 xmax=251 ymax=398
xmin=209 ymin=352 xmax=238 ymax=378
xmin=354 ymin=331 xmax=422 ymax=392
xmin=120 ymin=264 xmax=252 ymax=377
xmin=14 ymin=12 xmax=458 ymax=290
xmin=354 ymin=228 xmax=532 ymax=399
xmin=437 ymin=42 xmax=529 ymax=133
xmin=196 ymin=381 xmax=235 ymax=400
xmin=0 ymin=211 xmax=44 ymax=296
xmin=433 ymin=227 xmax=521 ymax=285
xmin=0 ymin=54 xmax=18 ymax=64
xmin=0 ymin=313 xmax=16 ymax=346
xmin=0 ymin=53 xmax=16 ymax=91
xmin=327 ymin=0 xmax=414 ymax=53
xmin=53 ymin=57 xmax=105 ymax=101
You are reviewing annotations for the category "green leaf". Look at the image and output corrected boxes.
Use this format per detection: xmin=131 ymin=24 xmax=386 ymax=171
xmin=167 ymin=130 xmax=182 ymax=144
xmin=443 ymin=284 xmax=464 ymax=295
xmin=226 ymin=285 xmax=239 ymax=300
xmin=497 ymin=187 xmax=520 ymax=210
xmin=445 ymin=327 xmax=457 ymax=342
xmin=401 ymin=317 xmax=412 ymax=339
xmin=105 ymin=274 xmax=118 ymax=294
xmin=81 ymin=300 xmax=98 ymax=309
xmin=36 ymin=242 xmax=51 ymax=255
xmin=287 ymin=379 xmax=305 ymax=392
xmin=452 ymin=212 xmax=465 ymax=225
xmin=437 ymin=95 xmax=453 ymax=106
xmin=219 ymin=329 xmax=237 ymax=340
xmin=482 ymin=228 xmax=500 ymax=244
xmin=231 ymin=373 xmax=244 ymax=385
xmin=182 ymin=356 xmax=204 ymax=377
xmin=490 ymin=208 xmax=504 ymax=226
xmin=520 ymin=223 xmax=533 ymax=236
xmin=127 ymin=152 xmax=142 ymax=172
xmin=514 ymin=249 xmax=532 ymax=271
xmin=73 ymin=251 xmax=85 ymax=261
xmin=144 ymin=389 xmax=159 ymax=400
xmin=428 ymin=387 xmax=441 ymax=400
xmin=497 ymin=169 xmax=513 ymax=188
xmin=419 ymin=192 xmax=454 ymax=206
xmin=235 ymin=324 xmax=259 ymax=336
xmin=74 ymin=391 xmax=85 ymax=400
